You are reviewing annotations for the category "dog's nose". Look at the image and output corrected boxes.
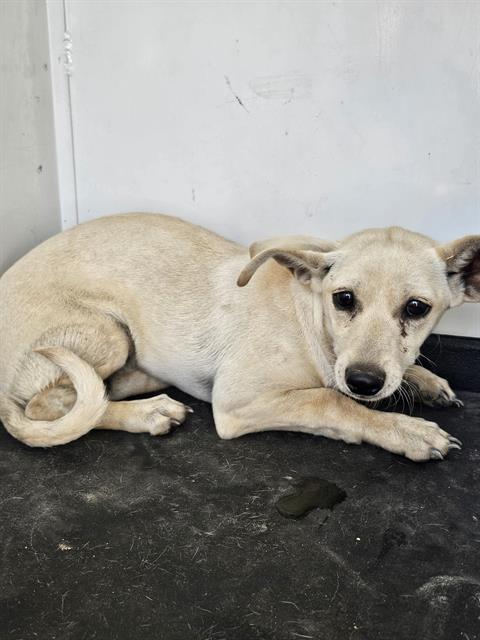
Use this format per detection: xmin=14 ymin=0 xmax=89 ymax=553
xmin=345 ymin=364 xmax=386 ymax=396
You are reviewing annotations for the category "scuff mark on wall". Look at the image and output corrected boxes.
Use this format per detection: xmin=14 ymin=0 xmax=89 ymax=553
xmin=250 ymin=73 xmax=312 ymax=101
xmin=224 ymin=75 xmax=249 ymax=113
xmin=376 ymin=2 xmax=402 ymax=76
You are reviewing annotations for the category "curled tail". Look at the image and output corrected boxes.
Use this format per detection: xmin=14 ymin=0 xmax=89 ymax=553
xmin=0 ymin=347 xmax=108 ymax=447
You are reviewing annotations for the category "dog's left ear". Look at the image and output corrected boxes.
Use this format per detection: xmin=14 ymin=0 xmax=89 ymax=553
xmin=436 ymin=235 xmax=480 ymax=305
xmin=237 ymin=235 xmax=338 ymax=287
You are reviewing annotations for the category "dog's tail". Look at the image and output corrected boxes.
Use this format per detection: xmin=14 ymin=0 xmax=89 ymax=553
xmin=0 ymin=347 xmax=108 ymax=447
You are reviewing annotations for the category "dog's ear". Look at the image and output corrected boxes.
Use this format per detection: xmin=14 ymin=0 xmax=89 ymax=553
xmin=436 ymin=235 xmax=480 ymax=305
xmin=237 ymin=235 xmax=338 ymax=287
xmin=248 ymin=235 xmax=339 ymax=258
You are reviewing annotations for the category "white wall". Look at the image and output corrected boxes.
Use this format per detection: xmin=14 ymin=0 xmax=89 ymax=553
xmin=50 ymin=1 xmax=479 ymax=336
xmin=0 ymin=0 xmax=60 ymax=275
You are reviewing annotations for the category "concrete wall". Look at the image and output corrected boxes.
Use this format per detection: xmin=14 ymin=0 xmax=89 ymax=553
xmin=0 ymin=0 xmax=60 ymax=275
xmin=50 ymin=0 xmax=479 ymax=337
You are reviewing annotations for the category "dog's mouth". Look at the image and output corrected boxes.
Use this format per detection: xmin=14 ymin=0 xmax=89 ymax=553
xmin=340 ymin=388 xmax=385 ymax=403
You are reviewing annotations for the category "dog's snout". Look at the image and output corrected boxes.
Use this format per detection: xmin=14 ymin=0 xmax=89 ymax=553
xmin=345 ymin=364 xmax=386 ymax=397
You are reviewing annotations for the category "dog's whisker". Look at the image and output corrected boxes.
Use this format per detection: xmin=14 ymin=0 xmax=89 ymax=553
xmin=402 ymin=381 xmax=416 ymax=415
xmin=417 ymin=353 xmax=436 ymax=369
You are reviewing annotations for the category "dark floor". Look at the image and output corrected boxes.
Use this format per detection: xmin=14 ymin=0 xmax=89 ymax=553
xmin=1 ymin=389 xmax=479 ymax=640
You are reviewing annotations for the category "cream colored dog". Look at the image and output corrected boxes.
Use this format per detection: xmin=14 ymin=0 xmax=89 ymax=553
xmin=0 ymin=214 xmax=478 ymax=461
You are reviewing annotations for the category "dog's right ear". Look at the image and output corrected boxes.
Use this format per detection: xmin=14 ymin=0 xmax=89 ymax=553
xmin=237 ymin=235 xmax=338 ymax=288
xmin=436 ymin=235 xmax=480 ymax=305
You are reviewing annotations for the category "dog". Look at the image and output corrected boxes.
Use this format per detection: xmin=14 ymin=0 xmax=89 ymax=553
xmin=0 ymin=213 xmax=478 ymax=461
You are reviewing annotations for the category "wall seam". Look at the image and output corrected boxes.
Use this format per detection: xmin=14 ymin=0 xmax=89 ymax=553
xmin=62 ymin=0 xmax=79 ymax=225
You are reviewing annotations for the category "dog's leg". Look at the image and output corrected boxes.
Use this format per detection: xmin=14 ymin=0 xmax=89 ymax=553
xmin=26 ymin=384 xmax=191 ymax=436
xmin=213 ymin=387 xmax=461 ymax=461
xmin=107 ymin=365 xmax=167 ymax=400
xmin=22 ymin=322 xmax=191 ymax=440
xmin=25 ymin=383 xmax=77 ymax=421
xmin=24 ymin=322 xmax=131 ymax=422
xmin=99 ymin=395 xmax=191 ymax=435
xmin=403 ymin=365 xmax=463 ymax=408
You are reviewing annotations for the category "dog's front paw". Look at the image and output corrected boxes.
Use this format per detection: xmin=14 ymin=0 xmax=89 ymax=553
xmin=418 ymin=376 xmax=463 ymax=409
xmin=386 ymin=414 xmax=462 ymax=462
xmin=406 ymin=368 xmax=463 ymax=408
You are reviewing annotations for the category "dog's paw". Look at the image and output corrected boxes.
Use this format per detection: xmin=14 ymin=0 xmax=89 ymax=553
xmin=419 ymin=378 xmax=463 ymax=409
xmin=134 ymin=395 xmax=193 ymax=436
xmin=387 ymin=414 xmax=462 ymax=462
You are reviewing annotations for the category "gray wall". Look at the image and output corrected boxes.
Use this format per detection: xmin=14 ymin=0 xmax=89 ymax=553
xmin=0 ymin=0 xmax=60 ymax=274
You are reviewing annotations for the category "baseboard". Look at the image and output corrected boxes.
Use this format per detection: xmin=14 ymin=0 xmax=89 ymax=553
xmin=420 ymin=333 xmax=480 ymax=392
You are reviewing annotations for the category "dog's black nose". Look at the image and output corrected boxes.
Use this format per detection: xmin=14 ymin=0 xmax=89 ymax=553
xmin=345 ymin=365 xmax=385 ymax=396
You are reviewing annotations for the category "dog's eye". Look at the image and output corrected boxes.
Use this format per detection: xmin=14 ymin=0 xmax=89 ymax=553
xmin=333 ymin=290 xmax=355 ymax=310
xmin=405 ymin=299 xmax=431 ymax=318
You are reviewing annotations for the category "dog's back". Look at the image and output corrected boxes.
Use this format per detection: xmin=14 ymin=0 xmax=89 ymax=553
xmin=0 ymin=213 xmax=245 ymax=398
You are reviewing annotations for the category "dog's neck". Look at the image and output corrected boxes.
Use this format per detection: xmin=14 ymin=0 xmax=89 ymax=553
xmin=290 ymin=279 xmax=336 ymax=388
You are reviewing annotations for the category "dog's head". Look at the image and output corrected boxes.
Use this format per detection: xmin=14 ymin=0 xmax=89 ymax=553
xmin=237 ymin=227 xmax=480 ymax=401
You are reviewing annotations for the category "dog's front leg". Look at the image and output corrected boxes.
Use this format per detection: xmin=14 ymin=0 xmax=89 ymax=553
xmin=404 ymin=365 xmax=463 ymax=408
xmin=213 ymin=387 xmax=461 ymax=461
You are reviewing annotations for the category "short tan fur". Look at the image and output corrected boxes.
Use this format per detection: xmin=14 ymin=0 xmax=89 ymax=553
xmin=0 ymin=214 xmax=478 ymax=460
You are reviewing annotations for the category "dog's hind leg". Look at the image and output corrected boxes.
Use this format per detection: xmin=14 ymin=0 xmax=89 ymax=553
xmin=98 ymin=394 xmax=192 ymax=435
xmin=403 ymin=365 xmax=463 ymax=408
xmin=25 ymin=383 xmax=78 ymax=421
xmin=23 ymin=321 xmax=132 ymax=423
xmin=27 ymin=385 xmax=191 ymax=436
xmin=1 ymin=321 xmax=129 ymax=446
xmin=4 ymin=321 xmax=190 ymax=446
xmin=107 ymin=361 xmax=167 ymax=400
xmin=1 ymin=346 xmax=108 ymax=447
xmin=21 ymin=326 xmax=191 ymax=441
